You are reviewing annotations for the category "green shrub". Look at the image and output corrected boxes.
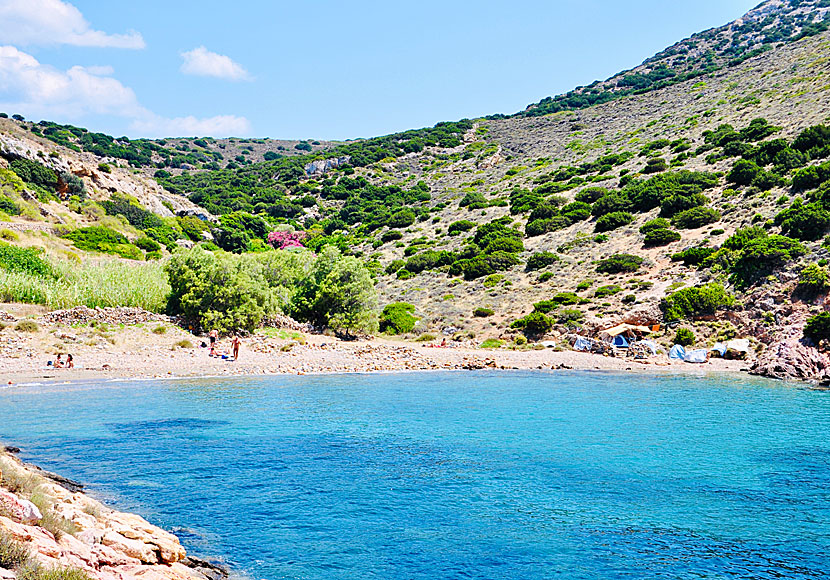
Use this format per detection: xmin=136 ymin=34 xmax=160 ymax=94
xmin=639 ymin=218 xmax=671 ymax=234
xmin=594 ymin=285 xmax=622 ymax=298
xmin=0 ymin=195 xmax=20 ymax=216
xmin=525 ymin=251 xmax=559 ymax=271
xmin=671 ymin=246 xmax=717 ymax=266
xmin=538 ymin=271 xmax=554 ymax=282
xmin=379 ymin=302 xmax=418 ymax=335
xmin=134 ymin=237 xmax=161 ymax=252
xmin=804 ymin=312 xmax=830 ymax=345
xmin=775 ymin=202 xmax=830 ymax=241
xmin=473 ymin=307 xmax=495 ymax=317
xmin=596 ymin=253 xmax=643 ymax=274
xmin=661 ymin=282 xmax=734 ymax=321
xmin=797 ymin=264 xmax=830 ymax=297
xmin=380 ymin=230 xmax=403 ymax=243
xmin=642 ymin=157 xmax=668 ymax=174
xmin=728 ymin=159 xmax=761 ymax=186
xmin=674 ymin=328 xmax=695 ymax=346
xmin=447 ymin=220 xmax=476 ymax=235
xmin=479 ymin=338 xmax=503 ymax=349
xmin=622 ymin=294 xmax=636 ymax=304
xmin=644 ymin=228 xmax=681 ymax=246
xmin=730 ymin=235 xmax=806 ymax=287
xmin=525 ymin=216 xmax=571 ymax=237
xmin=671 ymin=207 xmax=721 ymax=229
xmin=595 ymin=211 xmax=634 ymax=232
xmin=0 ymin=243 xmax=54 ymax=278
xmin=575 ymin=187 xmax=608 ymax=203
xmin=556 ymin=308 xmax=584 ymax=325
xmin=388 ymin=208 xmax=416 ymax=228
xmin=415 ymin=333 xmax=437 ymax=342
xmin=510 ymin=311 xmax=554 ymax=337
xmin=576 ymin=279 xmax=593 ymax=291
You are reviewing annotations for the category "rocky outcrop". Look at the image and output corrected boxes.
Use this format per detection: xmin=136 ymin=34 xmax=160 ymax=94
xmin=304 ymin=156 xmax=349 ymax=176
xmin=0 ymin=450 xmax=227 ymax=580
xmin=751 ymin=338 xmax=830 ymax=381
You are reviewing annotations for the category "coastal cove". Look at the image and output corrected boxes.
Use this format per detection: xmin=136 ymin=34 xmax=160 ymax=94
xmin=2 ymin=371 xmax=830 ymax=580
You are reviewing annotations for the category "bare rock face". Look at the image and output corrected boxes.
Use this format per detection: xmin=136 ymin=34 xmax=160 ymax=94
xmin=751 ymin=338 xmax=830 ymax=381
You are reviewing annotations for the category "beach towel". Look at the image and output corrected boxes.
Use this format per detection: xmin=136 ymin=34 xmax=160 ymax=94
xmin=683 ymin=349 xmax=708 ymax=364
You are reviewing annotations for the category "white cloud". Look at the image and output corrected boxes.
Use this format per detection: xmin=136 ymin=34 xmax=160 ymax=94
xmin=0 ymin=0 xmax=145 ymax=49
xmin=0 ymin=46 xmax=251 ymax=137
xmin=130 ymin=114 xmax=251 ymax=138
xmin=180 ymin=46 xmax=251 ymax=81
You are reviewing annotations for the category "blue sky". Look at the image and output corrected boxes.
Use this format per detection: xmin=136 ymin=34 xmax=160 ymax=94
xmin=0 ymin=0 xmax=760 ymax=140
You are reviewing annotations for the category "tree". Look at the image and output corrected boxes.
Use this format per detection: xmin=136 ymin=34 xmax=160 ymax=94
xmin=314 ymin=255 xmax=379 ymax=337
xmin=380 ymin=302 xmax=418 ymax=334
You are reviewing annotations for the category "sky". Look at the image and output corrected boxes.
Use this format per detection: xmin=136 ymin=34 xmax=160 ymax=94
xmin=0 ymin=0 xmax=762 ymax=140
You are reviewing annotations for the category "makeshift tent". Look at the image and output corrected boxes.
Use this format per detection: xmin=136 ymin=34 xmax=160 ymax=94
xmin=639 ymin=340 xmax=659 ymax=355
xmin=612 ymin=335 xmax=630 ymax=348
xmin=573 ymin=337 xmax=592 ymax=352
xmin=669 ymin=344 xmax=686 ymax=360
xmin=710 ymin=342 xmax=727 ymax=357
xmin=600 ymin=323 xmax=652 ymax=350
xmin=684 ymin=349 xmax=708 ymax=363
xmin=726 ymin=339 xmax=751 ymax=359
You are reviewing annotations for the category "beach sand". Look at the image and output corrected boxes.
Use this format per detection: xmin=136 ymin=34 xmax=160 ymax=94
xmin=1 ymin=320 xmax=749 ymax=385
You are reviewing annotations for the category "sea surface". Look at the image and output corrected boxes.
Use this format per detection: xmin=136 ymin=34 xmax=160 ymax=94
xmin=1 ymin=371 xmax=829 ymax=579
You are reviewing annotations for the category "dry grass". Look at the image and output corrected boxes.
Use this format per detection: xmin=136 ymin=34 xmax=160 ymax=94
xmin=0 ymin=531 xmax=32 ymax=569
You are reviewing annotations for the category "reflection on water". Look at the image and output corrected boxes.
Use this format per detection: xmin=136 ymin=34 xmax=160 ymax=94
xmin=1 ymin=371 xmax=829 ymax=580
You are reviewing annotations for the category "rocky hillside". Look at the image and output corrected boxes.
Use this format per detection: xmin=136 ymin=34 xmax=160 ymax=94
xmin=4 ymin=0 xmax=830 ymax=381
xmin=518 ymin=0 xmax=830 ymax=117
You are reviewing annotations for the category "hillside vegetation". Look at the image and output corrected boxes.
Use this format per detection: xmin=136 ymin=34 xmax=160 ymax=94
xmin=3 ymin=0 xmax=830 ymax=378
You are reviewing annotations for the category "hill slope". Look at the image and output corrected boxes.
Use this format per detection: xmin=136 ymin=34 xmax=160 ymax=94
xmin=3 ymin=0 xmax=830 ymax=380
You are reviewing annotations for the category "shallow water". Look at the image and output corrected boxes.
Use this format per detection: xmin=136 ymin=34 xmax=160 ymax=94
xmin=2 ymin=371 xmax=829 ymax=579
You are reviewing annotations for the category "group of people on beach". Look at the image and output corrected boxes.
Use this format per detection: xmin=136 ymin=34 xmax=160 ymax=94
xmin=49 ymin=353 xmax=74 ymax=368
xmin=207 ymin=329 xmax=240 ymax=361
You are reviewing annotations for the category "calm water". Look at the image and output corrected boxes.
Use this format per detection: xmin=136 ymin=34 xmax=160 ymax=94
xmin=1 ymin=371 xmax=829 ymax=579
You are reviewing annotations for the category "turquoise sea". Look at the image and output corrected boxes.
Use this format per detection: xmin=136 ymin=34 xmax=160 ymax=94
xmin=1 ymin=371 xmax=829 ymax=579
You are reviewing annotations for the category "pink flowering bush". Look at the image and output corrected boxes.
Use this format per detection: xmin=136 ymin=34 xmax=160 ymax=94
xmin=267 ymin=230 xmax=306 ymax=249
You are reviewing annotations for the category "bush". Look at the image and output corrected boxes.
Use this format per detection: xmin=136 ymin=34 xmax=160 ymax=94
xmin=661 ymin=283 xmax=734 ymax=321
xmin=671 ymin=246 xmax=717 ymax=266
xmin=643 ymin=157 xmax=668 ymax=174
xmin=510 ymin=311 xmax=554 ymax=337
xmin=639 ymin=218 xmax=671 ymax=234
xmin=479 ymin=338 xmax=503 ymax=349
xmin=594 ymin=285 xmax=622 ymax=298
xmin=525 ymin=251 xmax=559 ymax=271
xmin=575 ymin=187 xmax=608 ymax=203
xmin=728 ymin=159 xmax=761 ymax=186
xmin=473 ymin=307 xmax=494 ymax=317
xmin=674 ymin=328 xmax=695 ymax=346
xmin=0 ymin=243 xmax=54 ymax=278
xmin=447 ymin=220 xmax=475 ymax=235
xmin=775 ymin=203 xmax=830 ymax=241
xmin=596 ymin=253 xmax=643 ymax=274
xmin=14 ymin=320 xmax=39 ymax=332
xmin=730 ymin=235 xmax=806 ymax=287
xmin=556 ymin=308 xmax=584 ymax=325
xmin=379 ymin=302 xmax=418 ymax=335
xmin=0 ymin=531 xmax=31 ymax=569
xmin=644 ymin=228 xmax=681 ymax=246
xmin=388 ymin=209 xmax=416 ymax=228
xmin=797 ymin=264 xmax=830 ymax=297
xmin=595 ymin=211 xmax=634 ymax=232
xmin=134 ymin=237 xmax=161 ymax=252
xmin=0 ymin=195 xmax=20 ymax=216
xmin=380 ymin=230 xmax=403 ymax=243
xmin=804 ymin=312 xmax=830 ymax=345
xmin=671 ymin=207 xmax=720 ymax=229
xmin=525 ymin=216 xmax=571 ymax=237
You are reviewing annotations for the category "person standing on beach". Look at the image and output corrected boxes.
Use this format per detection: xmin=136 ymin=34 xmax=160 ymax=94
xmin=231 ymin=335 xmax=240 ymax=361
xmin=209 ymin=329 xmax=218 ymax=356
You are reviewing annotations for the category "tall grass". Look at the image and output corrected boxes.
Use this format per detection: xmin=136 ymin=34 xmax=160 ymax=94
xmin=0 ymin=258 xmax=170 ymax=312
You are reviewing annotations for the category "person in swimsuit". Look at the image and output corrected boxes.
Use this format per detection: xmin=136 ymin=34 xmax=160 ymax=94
xmin=231 ymin=335 xmax=240 ymax=361
xmin=209 ymin=329 xmax=218 ymax=356
xmin=66 ymin=354 xmax=74 ymax=369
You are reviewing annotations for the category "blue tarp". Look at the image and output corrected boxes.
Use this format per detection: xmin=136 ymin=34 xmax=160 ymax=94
xmin=669 ymin=344 xmax=686 ymax=360
xmin=573 ymin=337 xmax=592 ymax=351
xmin=612 ymin=335 xmax=629 ymax=348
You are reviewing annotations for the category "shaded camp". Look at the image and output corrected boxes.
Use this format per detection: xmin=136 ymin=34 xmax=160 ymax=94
xmin=668 ymin=344 xmax=686 ymax=360
xmin=599 ymin=324 xmax=652 ymax=349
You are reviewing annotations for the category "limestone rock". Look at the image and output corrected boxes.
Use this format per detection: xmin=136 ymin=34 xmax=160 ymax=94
xmin=0 ymin=489 xmax=42 ymax=524
xmin=102 ymin=531 xmax=158 ymax=564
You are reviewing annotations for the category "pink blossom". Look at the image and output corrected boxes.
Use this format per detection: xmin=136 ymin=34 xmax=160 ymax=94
xmin=267 ymin=230 xmax=307 ymax=249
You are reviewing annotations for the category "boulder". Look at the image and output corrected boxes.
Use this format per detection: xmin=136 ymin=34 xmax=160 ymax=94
xmin=0 ymin=488 xmax=42 ymax=524
xmin=101 ymin=531 xmax=158 ymax=564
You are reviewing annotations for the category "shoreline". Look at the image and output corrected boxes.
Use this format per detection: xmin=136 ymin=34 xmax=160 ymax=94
xmin=0 ymin=446 xmax=232 ymax=580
